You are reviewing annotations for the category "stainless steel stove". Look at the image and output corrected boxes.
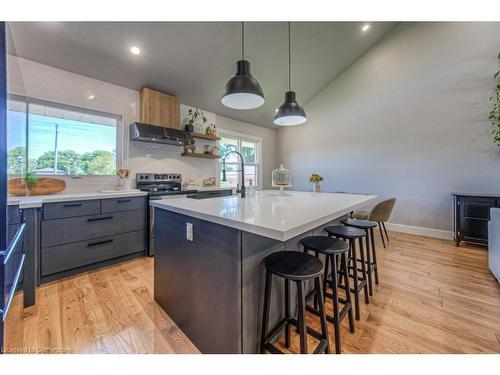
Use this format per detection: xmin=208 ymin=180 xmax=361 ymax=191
xmin=136 ymin=173 xmax=197 ymax=256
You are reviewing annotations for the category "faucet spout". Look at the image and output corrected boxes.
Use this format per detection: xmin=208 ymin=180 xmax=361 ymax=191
xmin=221 ymin=151 xmax=246 ymax=198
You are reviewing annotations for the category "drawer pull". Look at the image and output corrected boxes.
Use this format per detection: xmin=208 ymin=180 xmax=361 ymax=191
xmin=117 ymin=199 xmax=132 ymax=203
xmin=87 ymin=239 xmax=114 ymax=247
xmin=87 ymin=216 xmax=114 ymax=222
xmin=64 ymin=203 xmax=83 ymax=208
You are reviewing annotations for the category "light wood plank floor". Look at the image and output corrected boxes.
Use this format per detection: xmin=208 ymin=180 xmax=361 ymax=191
xmin=4 ymin=231 xmax=500 ymax=354
xmin=4 ymin=256 xmax=199 ymax=354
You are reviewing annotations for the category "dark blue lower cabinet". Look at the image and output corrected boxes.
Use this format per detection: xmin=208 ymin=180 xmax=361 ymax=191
xmin=154 ymin=208 xmax=241 ymax=353
xmin=153 ymin=208 xmax=286 ymax=354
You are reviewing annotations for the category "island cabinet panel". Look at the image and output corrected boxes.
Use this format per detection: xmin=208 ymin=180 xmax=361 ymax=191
xmin=154 ymin=208 xmax=241 ymax=354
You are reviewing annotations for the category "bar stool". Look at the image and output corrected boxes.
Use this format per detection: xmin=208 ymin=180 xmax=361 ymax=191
xmin=342 ymin=218 xmax=379 ymax=296
xmin=260 ymin=251 xmax=329 ymax=354
xmin=300 ymin=236 xmax=354 ymax=354
xmin=324 ymin=225 xmax=369 ymax=320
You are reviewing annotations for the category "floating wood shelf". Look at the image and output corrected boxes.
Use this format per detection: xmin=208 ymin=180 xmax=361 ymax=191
xmin=181 ymin=152 xmax=220 ymax=159
xmin=191 ymin=133 xmax=221 ymax=141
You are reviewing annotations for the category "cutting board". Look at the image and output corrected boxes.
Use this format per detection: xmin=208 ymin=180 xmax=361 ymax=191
xmin=8 ymin=177 xmax=66 ymax=196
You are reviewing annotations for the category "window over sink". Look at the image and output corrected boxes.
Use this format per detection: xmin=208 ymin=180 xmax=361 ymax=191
xmin=218 ymin=129 xmax=262 ymax=189
xmin=7 ymin=95 xmax=121 ymax=176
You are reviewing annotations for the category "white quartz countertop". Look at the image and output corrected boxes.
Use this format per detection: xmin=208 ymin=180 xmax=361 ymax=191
xmin=150 ymin=190 xmax=377 ymax=241
xmin=8 ymin=190 xmax=147 ymax=209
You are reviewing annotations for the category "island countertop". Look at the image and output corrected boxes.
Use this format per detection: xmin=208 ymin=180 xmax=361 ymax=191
xmin=150 ymin=190 xmax=377 ymax=241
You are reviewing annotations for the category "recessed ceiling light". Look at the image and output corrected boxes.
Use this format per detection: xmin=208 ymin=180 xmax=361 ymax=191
xmin=84 ymin=91 xmax=95 ymax=100
xmin=361 ymin=24 xmax=370 ymax=32
xmin=130 ymin=46 xmax=141 ymax=55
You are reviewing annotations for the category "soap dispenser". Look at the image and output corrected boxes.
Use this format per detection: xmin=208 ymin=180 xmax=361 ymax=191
xmin=247 ymin=179 xmax=255 ymax=197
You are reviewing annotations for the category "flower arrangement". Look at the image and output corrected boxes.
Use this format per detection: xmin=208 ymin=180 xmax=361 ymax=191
xmin=309 ymin=174 xmax=324 ymax=183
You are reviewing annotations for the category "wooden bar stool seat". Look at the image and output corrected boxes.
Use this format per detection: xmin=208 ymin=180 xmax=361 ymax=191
xmin=260 ymin=251 xmax=330 ymax=354
xmin=300 ymin=236 xmax=354 ymax=353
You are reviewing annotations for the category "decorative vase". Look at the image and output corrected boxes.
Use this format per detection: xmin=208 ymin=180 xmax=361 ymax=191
xmin=313 ymin=182 xmax=321 ymax=193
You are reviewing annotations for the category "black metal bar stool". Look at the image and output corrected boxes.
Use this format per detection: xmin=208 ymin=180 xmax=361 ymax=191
xmin=260 ymin=251 xmax=329 ymax=354
xmin=324 ymin=225 xmax=369 ymax=320
xmin=300 ymin=236 xmax=354 ymax=354
xmin=341 ymin=218 xmax=379 ymax=296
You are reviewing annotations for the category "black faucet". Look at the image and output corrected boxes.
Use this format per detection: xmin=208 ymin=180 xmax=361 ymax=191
xmin=221 ymin=150 xmax=246 ymax=198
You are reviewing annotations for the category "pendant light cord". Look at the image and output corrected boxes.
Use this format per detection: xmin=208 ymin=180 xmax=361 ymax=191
xmin=241 ymin=22 xmax=245 ymax=60
xmin=288 ymin=22 xmax=291 ymax=92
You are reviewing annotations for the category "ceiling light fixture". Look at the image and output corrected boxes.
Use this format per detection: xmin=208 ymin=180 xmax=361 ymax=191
xmin=221 ymin=22 xmax=265 ymax=110
xmin=130 ymin=46 xmax=141 ymax=55
xmin=274 ymin=22 xmax=307 ymax=126
xmin=361 ymin=24 xmax=371 ymax=32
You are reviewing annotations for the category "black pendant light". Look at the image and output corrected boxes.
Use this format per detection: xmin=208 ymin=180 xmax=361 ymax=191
xmin=221 ymin=22 xmax=265 ymax=110
xmin=274 ymin=22 xmax=307 ymax=126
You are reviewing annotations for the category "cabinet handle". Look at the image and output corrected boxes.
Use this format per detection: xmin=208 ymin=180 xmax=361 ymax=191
xmin=87 ymin=216 xmax=114 ymax=222
xmin=87 ymin=239 xmax=114 ymax=247
xmin=64 ymin=203 xmax=82 ymax=208
xmin=117 ymin=199 xmax=131 ymax=203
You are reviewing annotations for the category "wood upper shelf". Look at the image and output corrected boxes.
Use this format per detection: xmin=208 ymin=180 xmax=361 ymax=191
xmin=181 ymin=152 xmax=220 ymax=159
xmin=191 ymin=133 xmax=221 ymax=141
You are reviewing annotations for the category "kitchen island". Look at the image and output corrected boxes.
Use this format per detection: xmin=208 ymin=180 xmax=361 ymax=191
xmin=151 ymin=190 xmax=376 ymax=353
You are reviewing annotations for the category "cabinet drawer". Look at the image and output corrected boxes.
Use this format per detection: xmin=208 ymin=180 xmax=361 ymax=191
xmin=43 ymin=200 xmax=100 ymax=220
xmin=41 ymin=209 xmax=146 ymax=248
xmin=101 ymin=196 xmax=146 ymax=213
xmin=41 ymin=230 xmax=145 ymax=276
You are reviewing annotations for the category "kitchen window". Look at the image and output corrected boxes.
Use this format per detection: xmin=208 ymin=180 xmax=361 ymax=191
xmin=7 ymin=95 xmax=121 ymax=176
xmin=219 ymin=130 xmax=262 ymax=188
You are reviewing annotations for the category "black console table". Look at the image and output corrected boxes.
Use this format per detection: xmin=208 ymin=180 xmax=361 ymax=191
xmin=452 ymin=192 xmax=500 ymax=247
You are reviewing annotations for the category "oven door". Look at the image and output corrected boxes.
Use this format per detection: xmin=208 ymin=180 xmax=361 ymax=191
xmin=148 ymin=194 xmax=189 ymax=256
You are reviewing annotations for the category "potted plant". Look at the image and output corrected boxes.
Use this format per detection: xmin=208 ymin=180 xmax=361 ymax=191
xmin=25 ymin=171 xmax=38 ymax=195
xmin=489 ymin=70 xmax=500 ymax=148
xmin=184 ymin=108 xmax=207 ymax=133
xmin=309 ymin=173 xmax=324 ymax=192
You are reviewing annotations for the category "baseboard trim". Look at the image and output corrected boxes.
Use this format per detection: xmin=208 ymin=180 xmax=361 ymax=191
xmin=385 ymin=222 xmax=453 ymax=241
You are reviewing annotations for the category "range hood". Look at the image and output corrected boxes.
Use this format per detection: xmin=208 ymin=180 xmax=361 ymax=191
xmin=129 ymin=122 xmax=191 ymax=146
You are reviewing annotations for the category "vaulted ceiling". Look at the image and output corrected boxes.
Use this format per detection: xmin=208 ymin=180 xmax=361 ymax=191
xmin=7 ymin=22 xmax=398 ymax=128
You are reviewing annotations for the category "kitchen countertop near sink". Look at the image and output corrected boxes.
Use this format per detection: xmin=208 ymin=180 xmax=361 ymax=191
xmin=7 ymin=190 xmax=148 ymax=209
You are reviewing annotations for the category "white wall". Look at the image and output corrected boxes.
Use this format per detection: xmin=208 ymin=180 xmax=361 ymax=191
xmin=278 ymin=22 xmax=500 ymax=232
xmin=7 ymin=56 xmax=277 ymax=191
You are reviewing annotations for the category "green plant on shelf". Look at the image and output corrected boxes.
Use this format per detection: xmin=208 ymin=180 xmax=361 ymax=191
xmin=184 ymin=108 xmax=207 ymax=132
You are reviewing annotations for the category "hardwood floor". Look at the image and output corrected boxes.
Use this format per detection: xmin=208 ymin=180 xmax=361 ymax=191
xmin=4 ymin=231 xmax=500 ymax=354
xmin=277 ymin=231 xmax=500 ymax=354
xmin=4 ymin=257 xmax=199 ymax=354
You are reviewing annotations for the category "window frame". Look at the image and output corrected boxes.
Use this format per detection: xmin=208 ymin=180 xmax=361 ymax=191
xmin=218 ymin=128 xmax=263 ymax=189
xmin=7 ymin=93 xmax=123 ymax=177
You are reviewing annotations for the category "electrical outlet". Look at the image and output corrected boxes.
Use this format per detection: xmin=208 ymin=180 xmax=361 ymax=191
xmin=186 ymin=222 xmax=193 ymax=241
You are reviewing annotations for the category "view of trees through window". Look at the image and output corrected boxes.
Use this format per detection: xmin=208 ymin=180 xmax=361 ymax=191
xmin=219 ymin=134 xmax=260 ymax=187
xmin=7 ymin=98 xmax=118 ymax=176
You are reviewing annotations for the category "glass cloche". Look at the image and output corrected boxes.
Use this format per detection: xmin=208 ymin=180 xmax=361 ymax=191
xmin=272 ymin=164 xmax=291 ymax=195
